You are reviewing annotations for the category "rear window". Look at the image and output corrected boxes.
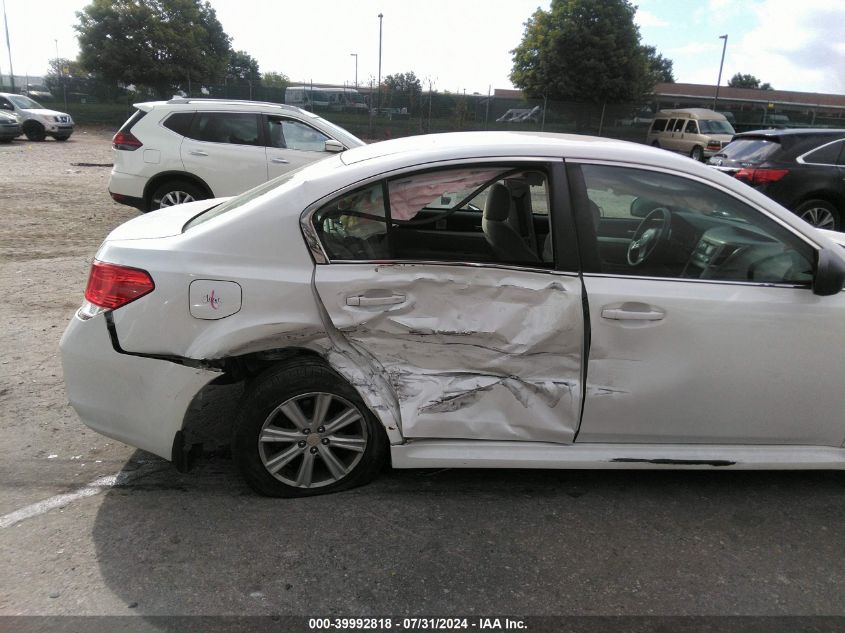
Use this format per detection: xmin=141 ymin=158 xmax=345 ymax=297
xmin=715 ymin=138 xmax=781 ymax=164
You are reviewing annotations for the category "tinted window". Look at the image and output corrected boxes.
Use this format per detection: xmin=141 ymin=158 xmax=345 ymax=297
xmin=672 ymin=119 xmax=685 ymax=132
xmin=714 ymin=138 xmax=781 ymax=164
xmin=314 ymin=167 xmax=554 ymax=267
xmin=580 ymin=164 xmax=813 ymax=285
xmin=803 ymin=139 xmax=845 ymax=165
xmin=163 ymin=112 xmax=194 ymax=136
xmin=188 ymin=112 xmax=261 ymax=146
xmin=118 ymin=109 xmax=147 ymax=133
xmin=684 ymin=120 xmax=699 ymax=134
xmin=651 ymin=119 xmax=668 ymax=132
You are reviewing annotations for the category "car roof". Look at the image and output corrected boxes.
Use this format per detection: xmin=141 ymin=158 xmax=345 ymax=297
xmin=339 ymin=130 xmax=691 ymax=171
xmin=734 ymin=128 xmax=845 ymax=139
xmin=133 ymin=98 xmax=309 ymax=116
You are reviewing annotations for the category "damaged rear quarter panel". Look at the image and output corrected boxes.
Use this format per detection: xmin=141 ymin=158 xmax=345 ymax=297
xmin=313 ymin=263 xmax=585 ymax=443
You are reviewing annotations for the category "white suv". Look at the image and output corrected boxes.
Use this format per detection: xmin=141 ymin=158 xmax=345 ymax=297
xmin=108 ymin=98 xmax=364 ymax=211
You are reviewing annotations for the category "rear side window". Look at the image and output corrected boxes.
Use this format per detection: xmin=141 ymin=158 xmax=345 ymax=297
xmin=187 ymin=112 xmax=262 ymax=146
xmin=651 ymin=118 xmax=668 ymax=133
xmin=672 ymin=119 xmax=685 ymax=132
xmin=803 ymin=139 xmax=845 ymax=166
xmin=163 ymin=112 xmax=194 ymax=136
xmin=118 ymin=109 xmax=147 ymax=133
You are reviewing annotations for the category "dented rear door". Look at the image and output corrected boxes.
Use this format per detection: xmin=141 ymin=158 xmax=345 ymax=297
xmin=314 ymin=264 xmax=584 ymax=442
xmin=310 ymin=160 xmax=585 ymax=443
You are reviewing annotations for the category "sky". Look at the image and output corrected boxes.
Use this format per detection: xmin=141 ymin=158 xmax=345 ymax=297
xmin=2 ymin=0 xmax=844 ymax=96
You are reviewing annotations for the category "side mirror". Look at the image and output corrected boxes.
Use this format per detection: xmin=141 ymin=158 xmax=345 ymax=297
xmin=813 ymin=249 xmax=845 ymax=296
xmin=324 ymin=139 xmax=344 ymax=153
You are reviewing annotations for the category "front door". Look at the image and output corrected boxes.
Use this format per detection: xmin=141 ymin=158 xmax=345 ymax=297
xmin=570 ymin=162 xmax=845 ymax=446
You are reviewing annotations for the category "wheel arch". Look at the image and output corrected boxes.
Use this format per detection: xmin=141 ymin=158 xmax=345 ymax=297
xmin=143 ymin=171 xmax=215 ymax=208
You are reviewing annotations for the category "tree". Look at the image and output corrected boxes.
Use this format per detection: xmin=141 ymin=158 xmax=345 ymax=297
xmin=262 ymin=71 xmax=289 ymax=89
xmin=728 ymin=73 xmax=773 ymax=90
xmin=44 ymin=57 xmax=96 ymax=96
xmin=510 ymin=0 xmax=672 ymax=103
xmin=227 ymin=50 xmax=260 ymax=85
xmin=382 ymin=71 xmax=423 ymax=113
xmin=642 ymin=45 xmax=674 ymax=84
xmin=75 ymin=0 xmax=232 ymax=96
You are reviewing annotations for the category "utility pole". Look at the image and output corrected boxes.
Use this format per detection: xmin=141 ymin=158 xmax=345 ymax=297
xmin=3 ymin=0 xmax=14 ymax=90
xmin=377 ymin=13 xmax=383 ymax=114
xmin=713 ymin=34 xmax=728 ymax=110
xmin=350 ymin=53 xmax=358 ymax=89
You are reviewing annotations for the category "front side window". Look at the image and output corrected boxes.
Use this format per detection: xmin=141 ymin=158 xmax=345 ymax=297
xmin=580 ymin=164 xmax=814 ymax=285
xmin=268 ymin=117 xmax=330 ymax=151
xmin=684 ymin=120 xmax=699 ymax=134
xmin=188 ymin=112 xmax=261 ymax=146
xmin=672 ymin=119 xmax=685 ymax=132
xmin=313 ymin=166 xmax=555 ymax=268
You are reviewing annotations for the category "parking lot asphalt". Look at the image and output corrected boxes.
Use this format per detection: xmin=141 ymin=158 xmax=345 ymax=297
xmin=2 ymin=131 xmax=845 ymax=628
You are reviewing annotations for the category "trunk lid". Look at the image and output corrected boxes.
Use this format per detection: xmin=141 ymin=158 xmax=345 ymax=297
xmin=105 ymin=199 xmax=223 ymax=241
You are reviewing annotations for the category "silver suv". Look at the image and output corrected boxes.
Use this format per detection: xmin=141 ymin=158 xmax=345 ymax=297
xmin=108 ymin=98 xmax=364 ymax=211
xmin=0 ymin=92 xmax=74 ymax=141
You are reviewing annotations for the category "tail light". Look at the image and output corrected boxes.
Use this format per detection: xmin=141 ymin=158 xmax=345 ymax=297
xmin=112 ymin=130 xmax=143 ymax=151
xmin=84 ymin=260 xmax=155 ymax=310
xmin=735 ymin=168 xmax=789 ymax=186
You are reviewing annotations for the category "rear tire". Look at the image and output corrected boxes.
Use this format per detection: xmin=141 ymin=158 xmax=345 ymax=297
xmin=232 ymin=359 xmax=388 ymax=497
xmin=795 ymin=199 xmax=840 ymax=231
xmin=690 ymin=145 xmax=704 ymax=161
xmin=149 ymin=180 xmax=205 ymax=210
xmin=23 ymin=121 xmax=46 ymax=141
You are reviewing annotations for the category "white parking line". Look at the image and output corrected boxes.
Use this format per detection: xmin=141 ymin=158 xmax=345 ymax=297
xmin=0 ymin=466 xmax=161 ymax=529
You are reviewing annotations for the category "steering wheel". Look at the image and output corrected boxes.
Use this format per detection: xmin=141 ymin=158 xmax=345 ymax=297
xmin=627 ymin=207 xmax=672 ymax=266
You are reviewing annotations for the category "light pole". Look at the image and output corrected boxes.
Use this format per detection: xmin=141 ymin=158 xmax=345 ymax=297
xmin=350 ymin=52 xmax=358 ymax=89
xmin=713 ymin=34 xmax=728 ymax=110
xmin=2 ymin=0 xmax=14 ymax=90
xmin=377 ymin=12 xmax=383 ymax=114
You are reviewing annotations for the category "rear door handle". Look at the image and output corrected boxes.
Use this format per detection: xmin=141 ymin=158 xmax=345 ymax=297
xmin=346 ymin=294 xmax=406 ymax=307
xmin=189 ymin=150 xmax=208 ymax=157
xmin=601 ymin=307 xmax=664 ymax=321
xmin=271 ymin=158 xmax=290 ymax=164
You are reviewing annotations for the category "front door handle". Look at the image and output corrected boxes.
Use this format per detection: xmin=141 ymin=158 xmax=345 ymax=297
xmin=189 ymin=150 xmax=208 ymax=157
xmin=601 ymin=307 xmax=664 ymax=321
xmin=271 ymin=158 xmax=290 ymax=164
xmin=346 ymin=294 xmax=406 ymax=307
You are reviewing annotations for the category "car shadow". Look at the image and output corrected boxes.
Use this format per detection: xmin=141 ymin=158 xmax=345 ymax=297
xmin=90 ymin=445 xmax=845 ymax=620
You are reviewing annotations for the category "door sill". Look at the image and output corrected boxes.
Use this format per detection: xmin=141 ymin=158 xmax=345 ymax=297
xmin=390 ymin=440 xmax=845 ymax=470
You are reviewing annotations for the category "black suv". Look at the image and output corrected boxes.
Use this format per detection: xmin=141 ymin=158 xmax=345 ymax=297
xmin=708 ymin=129 xmax=845 ymax=231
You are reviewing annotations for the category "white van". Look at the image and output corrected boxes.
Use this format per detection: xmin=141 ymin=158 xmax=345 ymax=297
xmin=285 ymin=87 xmax=368 ymax=112
xmin=646 ymin=108 xmax=734 ymax=161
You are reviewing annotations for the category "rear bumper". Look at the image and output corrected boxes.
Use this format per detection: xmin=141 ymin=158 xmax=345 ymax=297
xmin=60 ymin=311 xmax=219 ymax=461
xmin=109 ymin=169 xmax=148 ymax=201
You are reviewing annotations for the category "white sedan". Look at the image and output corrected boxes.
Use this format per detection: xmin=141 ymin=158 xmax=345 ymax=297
xmin=60 ymin=132 xmax=845 ymax=497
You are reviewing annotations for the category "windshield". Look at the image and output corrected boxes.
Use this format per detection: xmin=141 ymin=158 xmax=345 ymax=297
xmin=9 ymin=95 xmax=42 ymax=109
xmin=699 ymin=119 xmax=734 ymax=135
